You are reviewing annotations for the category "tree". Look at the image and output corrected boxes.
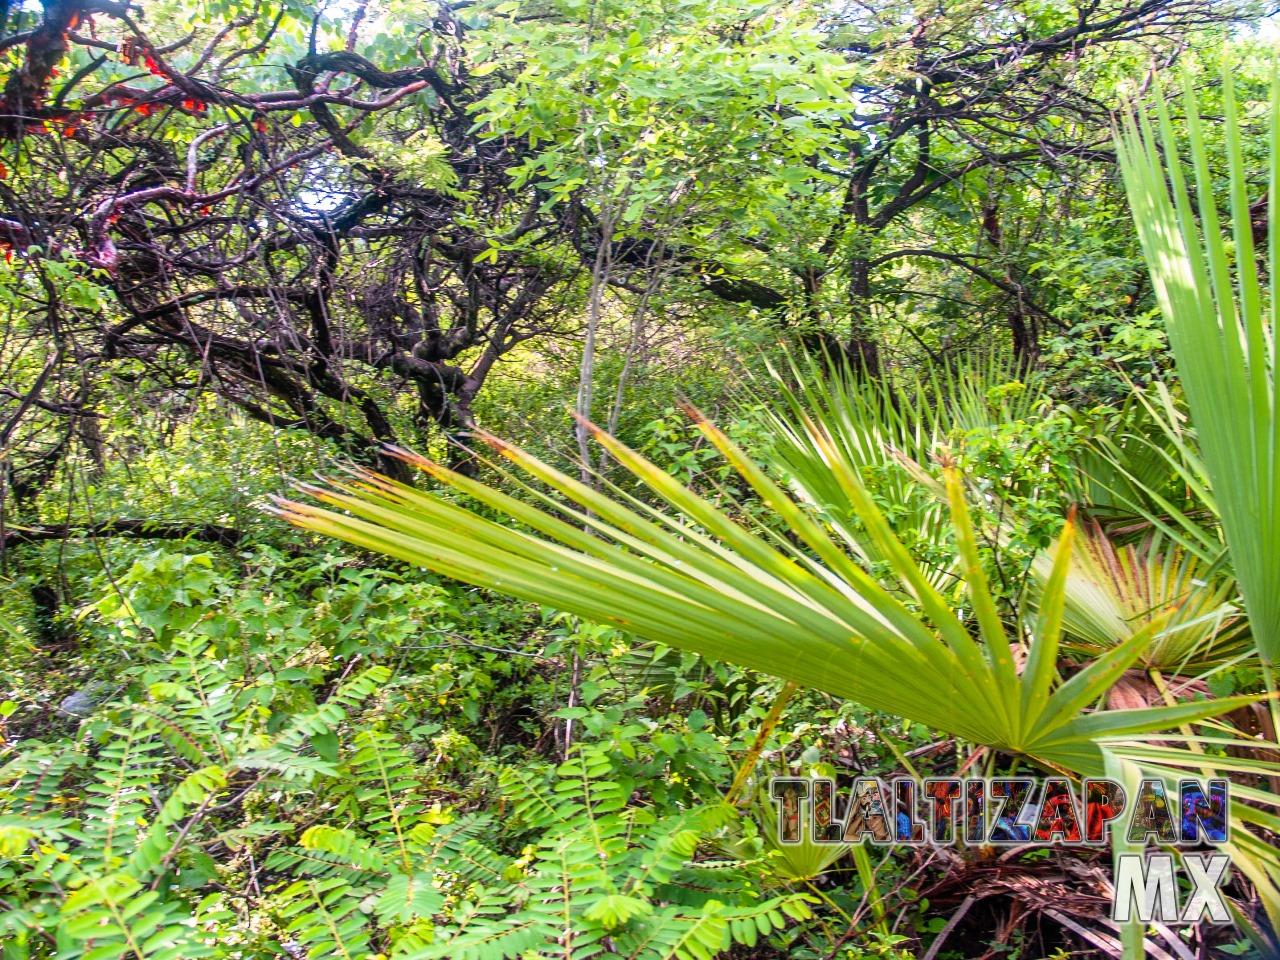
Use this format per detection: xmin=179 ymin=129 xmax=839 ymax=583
xmin=493 ymin=0 xmax=1261 ymax=370
xmin=0 ymin=0 xmax=587 ymax=495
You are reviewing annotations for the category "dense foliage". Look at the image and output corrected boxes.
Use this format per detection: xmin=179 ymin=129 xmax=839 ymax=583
xmin=2 ymin=1 xmax=1280 ymax=959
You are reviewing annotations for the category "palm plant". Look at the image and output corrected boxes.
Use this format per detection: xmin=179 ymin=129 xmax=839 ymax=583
xmin=1028 ymin=520 xmax=1247 ymax=673
xmin=1103 ymin=58 xmax=1280 ymax=952
xmin=266 ymin=58 xmax=1280 ymax=955
xmin=272 ymin=413 xmax=1280 ymax=951
xmin=1115 ymin=63 xmax=1280 ymax=666
xmin=271 ymin=417 xmax=1249 ymax=777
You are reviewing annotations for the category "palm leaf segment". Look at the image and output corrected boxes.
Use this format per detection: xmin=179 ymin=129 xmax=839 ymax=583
xmin=1115 ymin=63 xmax=1280 ymax=664
xmin=272 ymin=412 xmax=1250 ymax=777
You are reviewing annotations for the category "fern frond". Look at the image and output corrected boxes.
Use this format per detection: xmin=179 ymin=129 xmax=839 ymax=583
xmin=276 ymin=877 xmax=374 ymax=960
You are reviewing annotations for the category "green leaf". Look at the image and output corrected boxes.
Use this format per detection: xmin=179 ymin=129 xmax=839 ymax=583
xmin=310 ymin=729 xmax=340 ymax=762
xmin=583 ymin=893 xmax=653 ymax=929
xmin=1115 ymin=60 xmax=1280 ymax=664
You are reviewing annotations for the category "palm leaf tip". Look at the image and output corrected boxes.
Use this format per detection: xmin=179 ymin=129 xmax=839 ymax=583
xmin=380 ymin=442 xmax=435 ymax=466
xmin=268 ymin=489 xmax=326 ymax=516
xmin=677 ymin=400 xmax=709 ymax=423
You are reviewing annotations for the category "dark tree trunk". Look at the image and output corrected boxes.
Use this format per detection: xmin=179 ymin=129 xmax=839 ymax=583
xmin=983 ymin=204 xmax=1039 ymax=370
xmin=1008 ymin=310 xmax=1039 ymax=370
xmin=848 ymin=256 xmax=881 ymax=379
xmin=30 ymin=581 xmax=73 ymax=649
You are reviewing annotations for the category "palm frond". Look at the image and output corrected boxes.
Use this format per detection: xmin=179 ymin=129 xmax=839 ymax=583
xmin=271 ymin=413 xmax=1253 ymax=778
xmin=1029 ymin=520 xmax=1249 ymax=671
xmin=751 ymin=351 xmax=1048 ymax=590
xmin=1115 ymin=61 xmax=1280 ymax=663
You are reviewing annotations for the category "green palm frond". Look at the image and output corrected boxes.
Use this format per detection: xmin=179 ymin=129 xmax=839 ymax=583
xmin=1102 ymin=735 xmax=1280 ymax=943
xmin=1074 ymin=385 xmax=1210 ymax=534
xmin=271 ymin=411 xmax=1254 ymax=778
xmin=1115 ymin=61 xmax=1280 ymax=663
xmin=753 ymin=789 xmax=850 ymax=883
xmin=1083 ymin=382 xmax=1228 ymax=574
xmin=754 ymin=351 xmax=1048 ymax=590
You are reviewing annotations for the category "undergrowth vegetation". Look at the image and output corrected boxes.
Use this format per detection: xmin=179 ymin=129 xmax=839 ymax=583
xmin=1 ymin=0 xmax=1279 ymax=958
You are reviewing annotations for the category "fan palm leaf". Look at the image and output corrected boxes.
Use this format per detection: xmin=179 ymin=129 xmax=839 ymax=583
xmin=271 ymin=411 xmax=1252 ymax=778
xmin=754 ymin=352 xmax=1048 ymax=591
xmin=1029 ymin=521 xmax=1248 ymax=672
xmin=1115 ymin=63 xmax=1280 ymax=663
